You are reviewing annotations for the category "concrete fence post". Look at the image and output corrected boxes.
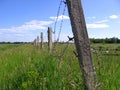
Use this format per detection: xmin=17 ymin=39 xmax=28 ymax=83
xmin=48 ymin=27 xmax=52 ymax=52
xmin=40 ymin=32 xmax=44 ymax=49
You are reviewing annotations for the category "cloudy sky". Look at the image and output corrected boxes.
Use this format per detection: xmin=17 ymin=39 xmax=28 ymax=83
xmin=0 ymin=0 xmax=120 ymax=42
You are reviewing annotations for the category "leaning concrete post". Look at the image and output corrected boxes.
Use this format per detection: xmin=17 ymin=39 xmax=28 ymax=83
xmin=48 ymin=27 xmax=52 ymax=52
xmin=40 ymin=32 xmax=44 ymax=49
xmin=66 ymin=0 xmax=98 ymax=90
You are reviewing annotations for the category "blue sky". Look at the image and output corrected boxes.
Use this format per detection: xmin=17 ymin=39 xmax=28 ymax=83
xmin=0 ymin=0 xmax=120 ymax=42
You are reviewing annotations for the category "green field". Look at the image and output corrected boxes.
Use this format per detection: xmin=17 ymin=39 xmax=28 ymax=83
xmin=0 ymin=43 xmax=120 ymax=90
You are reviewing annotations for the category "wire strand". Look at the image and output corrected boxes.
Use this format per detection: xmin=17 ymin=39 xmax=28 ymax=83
xmin=53 ymin=0 xmax=63 ymax=34
xmin=52 ymin=1 xmax=67 ymax=53
xmin=56 ymin=4 xmax=67 ymax=42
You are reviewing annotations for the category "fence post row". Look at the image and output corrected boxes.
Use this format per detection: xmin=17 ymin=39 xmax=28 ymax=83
xmin=48 ymin=27 xmax=53 ymax=52
xmin=66 ymin=0 xmax=98 ymax=90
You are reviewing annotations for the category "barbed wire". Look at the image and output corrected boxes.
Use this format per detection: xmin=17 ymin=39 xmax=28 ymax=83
xmin=52 ymin=0 xmax=67 ymax=53
xmin=56 ymin=3 xmax=67 ymax=42
xmin=51 ymin=1 xmax=75 ymax=84
xmin=53 ymin=0 xmax=63 ymax=34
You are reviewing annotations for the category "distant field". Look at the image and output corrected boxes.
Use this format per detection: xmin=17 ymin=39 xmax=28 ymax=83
xmin=0 ymin=43 xmax=120 ymax=90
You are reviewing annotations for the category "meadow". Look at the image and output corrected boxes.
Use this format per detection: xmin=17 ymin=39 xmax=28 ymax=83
xmin=0 ymin=43 xmax=120 ymax=90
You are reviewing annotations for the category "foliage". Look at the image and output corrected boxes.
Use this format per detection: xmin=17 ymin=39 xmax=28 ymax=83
xmin=90 ymin=37 xmax=120 ymax=44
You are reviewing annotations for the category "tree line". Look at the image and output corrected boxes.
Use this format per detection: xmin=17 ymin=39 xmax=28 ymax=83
xmin=90 ymin=37 xmax=120 ymax=44
xmin=0 ymin=37 xmax=120 ymax=44
xmin=0 ymin=42 xmax=31 ymax=44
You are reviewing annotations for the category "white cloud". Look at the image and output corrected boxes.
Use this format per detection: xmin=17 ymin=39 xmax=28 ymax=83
xmin=95 ymin=19 xmax=109 ymax=23
xmin=0 ymin=20 xmax=53 ymax=33
xmin=87 ymin=16 xmax=96 ymax=19
xmin=109 ymin=15 xmax=119 ymax=19
xmin=13 ymin=33 xmax=35 ymax=38
xmin=50 ymin=15 xmax=69 ymax=21
xmin=87 ymin=23 xmax=109 ymax=29
xmin=0 ymin=16 xmax=70 ymax=42
xmin=0 ymin=15 xmax=70 ymax=34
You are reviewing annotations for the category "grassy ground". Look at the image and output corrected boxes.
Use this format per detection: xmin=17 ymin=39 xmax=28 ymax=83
xmin=0 ymin=43 xmax=120 ymax=90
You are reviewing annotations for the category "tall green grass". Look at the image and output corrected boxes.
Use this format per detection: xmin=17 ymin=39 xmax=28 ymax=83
xmin=0 ymin=43 xmax=120 ymax=90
